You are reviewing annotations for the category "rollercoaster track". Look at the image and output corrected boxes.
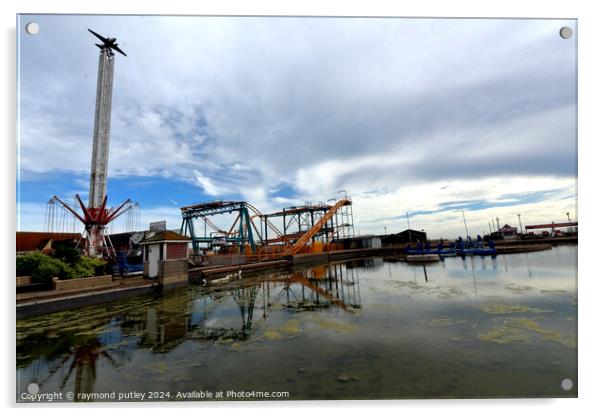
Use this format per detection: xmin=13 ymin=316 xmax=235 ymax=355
xmin=185 ymin=202 xmax=291 ymax=245
xmin=246 ymin=203 xmax=292 ymax=244
xmin=199 ymin=215 xmax=238 ymax=236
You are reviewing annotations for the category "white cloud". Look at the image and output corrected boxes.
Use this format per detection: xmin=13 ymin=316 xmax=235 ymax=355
xmin=194 ymin=171 xmax=221 ymax=196
xmin=17 ymin=16 xmax=577 ymax=237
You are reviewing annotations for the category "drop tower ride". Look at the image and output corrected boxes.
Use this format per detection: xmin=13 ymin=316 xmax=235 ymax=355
xmin=51 ymin=29 xmax=134 ymax=257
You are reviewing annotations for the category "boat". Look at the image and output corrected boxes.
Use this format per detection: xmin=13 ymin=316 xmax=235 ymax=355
xmin=406 ymin=254 xmax=440 ymax=263
xmin=457 ymin=248 xmax=475 ymax=256
xmin=405 ymin=244 xmax=457 ymax=257
xmin=473 ymin=247 xmax=497 ymax=256
xmin=457 ymin=246 xmax=497 ymax=257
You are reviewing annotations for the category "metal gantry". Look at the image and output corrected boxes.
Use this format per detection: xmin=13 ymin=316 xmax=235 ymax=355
xmin=261 ymin=199 xmax=354 ymax=244
xmin=180 ymin=201 xmax=258 ymax=255
xmin=179 ymin=198 xmax=355 ymax=257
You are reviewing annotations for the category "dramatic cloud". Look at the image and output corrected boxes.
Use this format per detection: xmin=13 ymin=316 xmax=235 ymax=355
xmin=17 ymin=15 xmax=577 ymax=236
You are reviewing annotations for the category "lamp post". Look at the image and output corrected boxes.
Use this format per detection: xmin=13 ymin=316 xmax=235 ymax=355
xmin=566 ymin=212 xmax=572 ymax=233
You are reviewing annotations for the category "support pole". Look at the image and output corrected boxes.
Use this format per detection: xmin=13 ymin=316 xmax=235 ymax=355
xmin=462 ymin=208 xmax=470 ymax=240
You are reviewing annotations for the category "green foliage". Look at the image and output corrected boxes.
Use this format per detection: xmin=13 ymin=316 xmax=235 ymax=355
xmin=16 ymin=252 xmax=66 ymax=284
xmin=53 ymin=242 xmax=81 ymax=264
xmin=72 ymin=256 xmax=108 ymax=278
xmin=16 ymin=251 xmax=111 ymax=283
xmin=16 ymin=251 xmax=42 ymax=276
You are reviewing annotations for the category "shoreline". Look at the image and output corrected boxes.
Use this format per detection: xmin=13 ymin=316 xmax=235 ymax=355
xmin=16 ymin=242 xmax=575 ymax=319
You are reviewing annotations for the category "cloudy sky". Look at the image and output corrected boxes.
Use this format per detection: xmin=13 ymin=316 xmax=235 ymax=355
xmin=17 ymin=15 xmax=577 ymax=238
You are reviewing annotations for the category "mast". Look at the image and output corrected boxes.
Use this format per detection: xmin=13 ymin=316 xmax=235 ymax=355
xmin=461 ymin=208 xmax=469 ymax=239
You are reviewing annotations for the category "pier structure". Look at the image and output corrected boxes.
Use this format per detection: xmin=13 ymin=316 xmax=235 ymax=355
xmin=47 ymin=30 xmax=135 ymax=257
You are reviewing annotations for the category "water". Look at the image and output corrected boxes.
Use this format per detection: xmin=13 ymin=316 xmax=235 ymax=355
xmin=16 ymin=245 xmax=577 ymax=401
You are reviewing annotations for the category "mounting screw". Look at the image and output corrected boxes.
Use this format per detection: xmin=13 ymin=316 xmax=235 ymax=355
xmin=25 ymin=22 xmax=39 ymax=35
xmin=561 ymin=378 xmax=574 ymax=391
xmin=559 ymin=26 xmax=573 ymax=39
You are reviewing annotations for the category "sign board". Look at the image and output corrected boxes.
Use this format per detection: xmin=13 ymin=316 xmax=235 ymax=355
xmin=149 ymin=221 xmax=167 ymax=233
xmin=212 ymin=236 xmax=226 ymax=246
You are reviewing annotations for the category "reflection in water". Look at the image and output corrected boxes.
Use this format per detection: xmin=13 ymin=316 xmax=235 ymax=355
xmin=17 ymin=247 xmax=577 ymax=400
xmin=59 ymin=339 xmax=116 ymax=399
xmin=17 ymin=262 xmax=362 ymax=400
xmin=470 ymin=257 xmax=478 ymax=297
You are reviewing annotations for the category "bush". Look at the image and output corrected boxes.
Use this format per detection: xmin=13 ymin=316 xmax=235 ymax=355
xmin=53 ymin=243 xmax=81 ymax=264
xmin=17 ymin=252 xmax=66 ymax=284
xmin=16 ymin=252 xmax=42 ymax=276
xmin=16 ymin=251 xmax=111 ymax=282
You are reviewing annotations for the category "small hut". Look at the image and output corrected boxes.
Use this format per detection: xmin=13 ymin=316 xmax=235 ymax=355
xmin=140 ymin=230 xmax=191 ymax=285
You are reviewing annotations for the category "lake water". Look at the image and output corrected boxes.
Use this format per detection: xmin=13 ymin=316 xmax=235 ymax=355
xmin=16 ymin=245 xmax=577 ymax=401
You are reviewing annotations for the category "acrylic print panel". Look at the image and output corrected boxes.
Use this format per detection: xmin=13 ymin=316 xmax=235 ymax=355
xmin=16 ymin=15 xmax=577 ymax=402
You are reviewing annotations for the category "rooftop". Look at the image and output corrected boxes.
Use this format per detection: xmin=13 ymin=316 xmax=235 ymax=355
xmin=140 ymin=230 xmax=190 ymax=244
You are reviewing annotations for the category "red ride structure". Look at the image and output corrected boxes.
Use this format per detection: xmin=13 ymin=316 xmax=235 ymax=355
xmin=50 ymin=194 xmax=134 ymax=257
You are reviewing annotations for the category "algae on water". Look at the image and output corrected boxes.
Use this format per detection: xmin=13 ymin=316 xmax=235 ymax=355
xmin=428 ymin=317 xmax=468 ymax=327
xmin=477 ymin=325 xmax=532 ymax=345
xmin=281 ymin=319 xmax=302 ymax=335
xmin=478 ymin=317 xmax=576 ymax=348
xmin=505 ymin=284 xmax=535 ymax=294
xmin=310 ymin=316 xmax=357 ymax=333
xmin=478 ymin=304 xmax=552 ymax=315
xmin=260 ymin=319 xmax=304 ymax=341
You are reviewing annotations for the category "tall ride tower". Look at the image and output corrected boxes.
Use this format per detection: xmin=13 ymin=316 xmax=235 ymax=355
xmin=50 ymin=29 xmax=133 ymax=257
xmin=89 ymin=45 xmax=114 ymax=209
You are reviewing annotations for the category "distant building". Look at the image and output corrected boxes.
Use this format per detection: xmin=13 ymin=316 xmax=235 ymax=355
xmin=381 ymin=229 xmax=427 ymax=247
xmin=336 ymin=235 xmax=382 ymax=250
xmin=499 ymin=224 xmax=518 ymax=240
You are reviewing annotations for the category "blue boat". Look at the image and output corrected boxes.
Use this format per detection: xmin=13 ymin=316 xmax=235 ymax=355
xmin=456 ymin=238 xmax=497 ymax=257
xmin=405 ymin=241 xmax=457 ymax=257
xmin=473 ymin=247 xmax=497 ymax=256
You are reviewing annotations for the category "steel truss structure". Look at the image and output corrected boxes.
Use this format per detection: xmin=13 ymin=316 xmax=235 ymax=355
xmin=179 ymin=198 xmax=355 ymax=256
xmin=180 ymin=201 xmax=260 ymax=255
xmin=262 ymin=201 xmax=354 ymax=244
